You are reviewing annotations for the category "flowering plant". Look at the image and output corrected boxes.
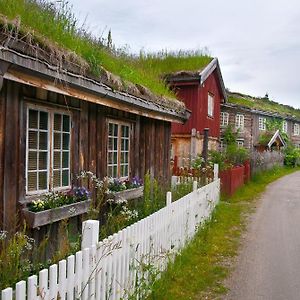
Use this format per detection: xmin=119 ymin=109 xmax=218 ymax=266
xmin=108 ymin=176 xmax=143 ymax=193
xmin=28 ymin=187 xmax=91 ymax=213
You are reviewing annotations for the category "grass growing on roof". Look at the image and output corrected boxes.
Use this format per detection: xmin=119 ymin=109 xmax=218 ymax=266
xmin=0 ymin=0 xmax=212 ymax=100
xmin=228 ymin=93 xmax=300 ymax=119
xmin=149 ymin=166 xmax=300 ymax=299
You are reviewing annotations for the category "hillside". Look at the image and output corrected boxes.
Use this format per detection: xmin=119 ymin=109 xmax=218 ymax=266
xmin=228 ymin=92 xmax=300 ymax=119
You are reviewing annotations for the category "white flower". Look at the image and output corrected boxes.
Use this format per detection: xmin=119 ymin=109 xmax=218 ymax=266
xmin=0 ymin=230 xmax=7 ymax=240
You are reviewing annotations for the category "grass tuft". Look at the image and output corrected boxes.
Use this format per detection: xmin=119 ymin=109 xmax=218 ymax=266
xmin=149 ymin=166 xmax=300 ymax=299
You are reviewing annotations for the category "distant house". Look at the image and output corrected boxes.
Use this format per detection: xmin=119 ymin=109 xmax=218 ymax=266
xmin=221 ymin=93 xmax=300 ymax=151
xmin=165 ymin=58 xmax=227 ymax=165
xmin=0 ymin=27 xmax=189 ymax=230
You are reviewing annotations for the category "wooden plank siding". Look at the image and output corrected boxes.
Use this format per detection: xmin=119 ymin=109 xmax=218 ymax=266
xmin=0 ymin=80 xmax=172 ymax=230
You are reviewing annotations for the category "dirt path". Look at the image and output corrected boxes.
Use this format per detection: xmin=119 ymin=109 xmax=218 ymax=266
xmin=224 ymin=171 xmax=300 ymax=300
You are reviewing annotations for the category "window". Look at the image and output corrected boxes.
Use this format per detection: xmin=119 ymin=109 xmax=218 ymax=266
xmin=237 ymin=139 xmax=244 ymax=148
xmin=294 ymin=123 xmax=300 ymax=136
xmin=208 ymin=93 xmax=214 ymax=117
xmin=282 ymin=120 xmax=288 ymax=133
xmin=107 ymin=121 xmax=130 ymax=178
xmin=26 ymin=107 xmax=71 ymax=194
xmin=235 ymin=114 xmax=244 ymax=130
xmin=259 ymin=117 xmax=266 ymax=131
xmin=220 ymin=112 xmax=229 ymax=127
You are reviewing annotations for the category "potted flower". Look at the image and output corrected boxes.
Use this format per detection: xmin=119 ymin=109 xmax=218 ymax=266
xmin=107 ymin=176 xmax=144 ymax=201
xmin=23 ymin=187 xmax=91 ymax=228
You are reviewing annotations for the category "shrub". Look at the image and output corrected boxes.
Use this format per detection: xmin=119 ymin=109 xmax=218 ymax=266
xmin=284 ymin=144 xmax=300 ymax=167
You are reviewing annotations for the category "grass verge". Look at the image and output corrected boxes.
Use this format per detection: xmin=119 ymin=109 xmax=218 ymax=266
xmin=149 ymin=166 xmax=300 ymax=299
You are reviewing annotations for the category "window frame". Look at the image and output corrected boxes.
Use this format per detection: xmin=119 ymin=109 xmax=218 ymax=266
xmin=220 ymin=112 xmax=229 ymax=127
xmin=237 ymin=139 xmax=244 ymax=148
xmin=207 ymin=93 xmax=214 ymax=118
xmin=25 ymin=104 xmax=72 ymax=196
xmin=258 ymin=117 xmax=267 ymax=131
xmin=235 ymin=114 xmax=244 ymax=131
xmin=294 ymin=123 xmax=300 ymax=136
xmin=282 ymin=120 xmax=288 ymax=133
xmin=107 ymin=119 xmax=131 ymax=179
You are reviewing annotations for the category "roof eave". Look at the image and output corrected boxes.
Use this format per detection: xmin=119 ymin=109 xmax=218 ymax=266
xmin=0 ymin=46 xmax=189 ymax=124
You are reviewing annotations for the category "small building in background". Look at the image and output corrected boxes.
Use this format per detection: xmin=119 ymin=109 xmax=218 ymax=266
xmin=166 ymin=58 xmax=227 ymax=166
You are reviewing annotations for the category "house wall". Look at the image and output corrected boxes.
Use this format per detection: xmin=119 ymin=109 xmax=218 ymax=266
xmin=0 ymin=79 xmax=171 ymax=230
xmin=171 ymin=70 xmax=223 ymax=138
xmin=220 ymin=106 xmax=253 ymax=149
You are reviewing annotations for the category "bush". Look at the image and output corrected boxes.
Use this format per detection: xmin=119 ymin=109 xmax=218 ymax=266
xmin=284 ymin=145 xmax=300 ymax=167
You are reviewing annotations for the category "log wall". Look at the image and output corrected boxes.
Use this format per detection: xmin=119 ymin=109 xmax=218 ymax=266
xmin=0 ymin=79 xmax=172 ymax=231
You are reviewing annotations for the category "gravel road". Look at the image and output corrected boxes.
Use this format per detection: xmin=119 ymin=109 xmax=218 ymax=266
xmin=224 ymin=171 xmax=300 ymax=300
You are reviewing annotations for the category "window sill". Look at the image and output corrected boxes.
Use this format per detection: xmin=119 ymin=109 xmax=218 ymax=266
xmin=22 ymin=199 xmax=91 ymax=228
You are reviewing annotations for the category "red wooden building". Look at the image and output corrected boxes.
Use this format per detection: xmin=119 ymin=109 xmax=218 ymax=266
xmin=166 ymin=58 xmax=227 ymax=165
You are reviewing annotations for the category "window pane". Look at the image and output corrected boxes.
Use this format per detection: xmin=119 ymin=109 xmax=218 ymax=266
xmin=39 ymin=172 xmax=47 ymax=190
xmin=54 ymin=114 xmax=62 ymax=131
xmin=113 ymin=165 xmax=117 ymax=177
xmin=39 ymin=112 xmax=48 ymax=130
xmin=108 ymin=138 xmax=113 ymax=151
xmin=39 ymin=152 xmax=48 ymax=170
xmin=28 ymin=172 xmax=37 ymax=191
xmin=53 ymin=171 xmax=61 ymax=188
xmin=54 ymin=152 xmax=61 ymax=169
xmin=28 ymin=151 xmax=37 ymax=170
xmin=114 ymin=124 xmax=118 ymax=136
xmin=29 ymin=110 xmax=38 ymax=129
xmin=28 ymin=131 xmax=38 ymax=149
xmin=63 ymin=133 xmax=70 ymax=150
xmin=54 ymin=133 xmax=61 ymax=149
xmin=108 ymin=166 xmax=113 ymax=177
xmin=121 ymin=125 xmax=129 ymax=138
xmin=62 ymin=152 xmax=69 ymax=168
xmin=114 ymin=138 xmax=118 ymax=150
xmin=63 ymin=115 xmax=70 ymax=132
xmin=39 ymin=132 xmax=48 ymax=150
xmin=62 ymin=170 xmax=69 ymax=187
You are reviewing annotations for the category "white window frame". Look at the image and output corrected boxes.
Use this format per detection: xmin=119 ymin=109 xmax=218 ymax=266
xmin=235 ymin=114 xmax=244 ymax=131
xmin=107 ymin=120 xmax=131 ymax=179
xmin=237 ymin=139 xmax=244 ymax=148
xmin=294 ymin=123 xmax=300 ymax=136
xmin=282 ymin=120 xmax=288 ymax=133
xmin=208 ymin=93 xmax=214 ymax=118
xmin=26 ymin=104 xmax=72 ymax=195
xmin=220 ymin=112 xmax=229 ymax=127
xmin=259 ymin=117 xmax=267 ymax=131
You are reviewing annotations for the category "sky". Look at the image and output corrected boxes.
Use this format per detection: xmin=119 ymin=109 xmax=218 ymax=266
xmin=66 ymin=0 xmax=300 ymax=108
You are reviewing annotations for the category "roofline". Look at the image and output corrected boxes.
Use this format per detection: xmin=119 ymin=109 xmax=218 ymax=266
xmin=0 ymin=46 xmax=190 ymax=123
xmin=268 ymin=129 xmax=286 ymax=148
xmin=199 ymin=58 xmax=227 ymax=102
xmin=222 ymin=102 xmax=300 ymax=122
xmin=166 ymin=58 xmax=227 ymax=102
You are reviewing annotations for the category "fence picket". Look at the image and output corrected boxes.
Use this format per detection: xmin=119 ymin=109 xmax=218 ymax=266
xmin=16 ymin=281 xmax=26 ymax=300
xmin=49 ymin=264 xmax=58 ymax=300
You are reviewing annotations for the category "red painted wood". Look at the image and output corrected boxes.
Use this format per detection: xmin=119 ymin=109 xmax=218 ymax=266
xmin=220 ymin=165 xmax=245 ymax=196
xmin=171 ymin=70 xmax=223 ymax=138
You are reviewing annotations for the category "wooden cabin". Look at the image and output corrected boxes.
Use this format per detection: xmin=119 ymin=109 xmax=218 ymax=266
xmin=0 ymin=29 xmax=189 ymax=231
xmin=166 ymin=58 xmax=227 ymax=166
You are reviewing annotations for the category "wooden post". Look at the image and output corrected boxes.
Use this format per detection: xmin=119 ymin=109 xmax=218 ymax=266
xmin=81 ymin=220 xmax=99 ymax=249
xmin=166 ymin=191 xmax=172 ymax=206
xmin=214 ymin=164 xmax=219 ymax=181
xmin=193 ymin=181 xmax=198 ymax=191
xmin=202 ymin=128 xmax=209 ymax=163
xmin=190 ymin=128 xmax=197 ymax=162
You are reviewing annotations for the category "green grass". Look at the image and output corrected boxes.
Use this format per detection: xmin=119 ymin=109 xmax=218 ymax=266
xmin=149 ymin=166 xmax=300 ymax=299
xmin=0 ymin=0 xmax=211 ymax=102
xmin=228 ymin=93 xmax=300 ymax=119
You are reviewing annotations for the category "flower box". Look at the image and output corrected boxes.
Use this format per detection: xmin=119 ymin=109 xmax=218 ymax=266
xmin=108 ymin=186 xmax=144 ymax=202
xmin=23 ymin=199 xmax=92 ymax=228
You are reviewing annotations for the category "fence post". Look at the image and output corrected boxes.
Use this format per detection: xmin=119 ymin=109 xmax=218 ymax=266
xmin=193 ymin=181 xmax=198 ymax=191
xmin=81 ymin=220 xmax=99 ymax=249
xmin=171 ymin=176 xmax=178 ymax=188
xmin=166 ymin=191 xmax=172 ymax=206
xmin=214 ymin=164 xmax=219 ymax=181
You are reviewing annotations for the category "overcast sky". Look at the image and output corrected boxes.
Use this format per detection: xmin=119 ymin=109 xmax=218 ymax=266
xmin=67 ymin=0 xmax=300 ymax=108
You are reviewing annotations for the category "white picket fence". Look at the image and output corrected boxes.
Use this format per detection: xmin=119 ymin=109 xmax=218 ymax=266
xmin=1 ymin=175 xmax=220 ymax=300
